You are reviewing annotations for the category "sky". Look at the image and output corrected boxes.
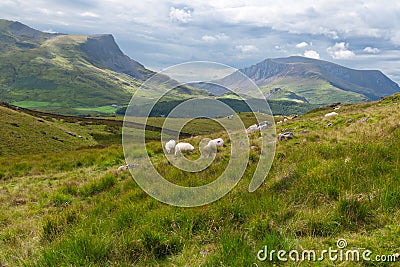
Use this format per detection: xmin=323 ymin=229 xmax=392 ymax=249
xmin=1 ymin=0 xmax=400 ymax=83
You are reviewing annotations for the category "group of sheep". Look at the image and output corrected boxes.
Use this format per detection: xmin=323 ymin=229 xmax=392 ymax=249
xmin=165 ymin=138 xmax=224 ymax=158
xmin=246 ymin=120 xmax=273 ymax=133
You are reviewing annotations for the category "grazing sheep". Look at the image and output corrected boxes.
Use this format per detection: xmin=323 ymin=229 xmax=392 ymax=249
xmin=117 ymin=163 xmax=140 ymax=173
xmin=283 ymin=118 xmax=288 ymax=122
xmin=165 ymin=139 xmax=176 ymax=154
xmin=278 ymin=132 xmax=294 ymax=141
xmin=175 ymin=142 xmax=195 ymax=156
xmin=257 ymin=121 xmax=272 ymax=131
xmin=246 ymin=124 xmax=258 ymax=133
xmin=202 ymin=138 xmax=224 ymax=158
xmin=277 ymin=120 xmax=283 ymax=125
xmin=324 ymin=112 xmax=338 ymax=117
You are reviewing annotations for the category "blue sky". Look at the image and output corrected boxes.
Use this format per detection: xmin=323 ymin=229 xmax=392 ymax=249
xmin=1 ymin=0 xmax=399 ymax=83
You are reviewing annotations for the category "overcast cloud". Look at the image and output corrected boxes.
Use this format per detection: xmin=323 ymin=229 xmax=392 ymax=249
xmin=0 ymin=0 xmax=399 ymax=83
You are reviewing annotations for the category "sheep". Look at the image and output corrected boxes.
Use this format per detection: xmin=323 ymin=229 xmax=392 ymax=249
xmin=246 ymin=124 xmax=258 ymax=133
xmin=117 ymin=163 xmax=140 ymax=173
xmin=165 ymin=139 xmax=176 ymax=154
xmin=258 ymin=121 xmax=272 ymax=131
xmin=278 ymin=132 xmax=294 ymax=141
xmin=277 ymin=120 xmax=283 ymax=125
xmin=324 ymin=112 xmax=338 ymax=117
xmin=175 ymin=142 xmax=195 ymax=156
xmin=201 ymin=138 xmax=224 ymax=158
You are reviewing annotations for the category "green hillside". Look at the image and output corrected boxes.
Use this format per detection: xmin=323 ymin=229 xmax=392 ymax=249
xmin=0 ymin=20 xmax=207 ymax=115
xmin=0 ymin=102 xmax=173 ymax=156
xmin=0 ymin=93 xmax=399 ymax=266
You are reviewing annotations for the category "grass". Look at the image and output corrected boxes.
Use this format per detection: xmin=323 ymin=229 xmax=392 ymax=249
xmin=73 ymin=106 xmax=119 ymax=114
xmin=0 ymin=93 xmax=399 ymax=266
xmin=261 ymin=78 xmax=368 ymax=104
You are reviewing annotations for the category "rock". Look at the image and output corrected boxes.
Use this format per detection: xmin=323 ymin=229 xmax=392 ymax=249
xmin=64 ymin=131 xmax=77 ymax=137
xmin=327 ymin=123 xmax=333 ymax=127
xmin=300 ymin=130 xmax=309 ymax=134
xmin=360 ymin=117 xmax=369 ymax=123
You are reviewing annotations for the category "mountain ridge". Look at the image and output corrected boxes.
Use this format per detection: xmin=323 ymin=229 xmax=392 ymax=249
xmin=203 ymin=56 xmax=400 ymax=104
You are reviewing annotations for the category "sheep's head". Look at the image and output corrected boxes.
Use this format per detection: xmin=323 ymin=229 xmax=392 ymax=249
xmin=214 ymin=138 xmax=224 ymax=147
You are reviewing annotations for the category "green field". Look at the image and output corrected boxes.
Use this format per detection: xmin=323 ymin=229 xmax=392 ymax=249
xmin=0 ymin=94 xmax=399 ymax=266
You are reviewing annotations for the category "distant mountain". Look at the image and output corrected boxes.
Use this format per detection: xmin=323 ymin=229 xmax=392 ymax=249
xmin=202 ymin=56 xmax=400 ymax=104
xmin=0 ymin=19 xmax=206 ymax=115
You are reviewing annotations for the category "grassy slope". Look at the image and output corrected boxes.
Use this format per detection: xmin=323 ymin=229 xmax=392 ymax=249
xmin=260 ymin=77 xmax=369 ymax=104
xmin=0 ymin=105 xmax=97 ymax=156
xmin=0 ymin=94 xmax=399 ymax=266
xmin=0 ymin=34 xmax=141 ymax=108
xmin=0 ymin=103 xmax=169 ymax=156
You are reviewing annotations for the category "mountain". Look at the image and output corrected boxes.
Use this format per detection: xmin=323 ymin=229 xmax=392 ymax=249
xmin=205 ymin=56 xmax=400 ymax=104
xmin=0 ymin=19 xmax=206 ymax=115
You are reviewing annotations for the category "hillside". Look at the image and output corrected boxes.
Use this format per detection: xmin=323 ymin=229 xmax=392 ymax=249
xmin=0 ymin=101 xmax=183 ymax=156
xmin=0 ymin=93 xmax=399 ymax=266
xmin=205 ymin=56 xmax=400 ymax=104
xmin=0 ymin=19 xmax=207 ymax=115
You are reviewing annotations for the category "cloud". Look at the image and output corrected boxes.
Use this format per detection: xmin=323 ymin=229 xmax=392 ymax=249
xmin=235 ymin=45 xmax=258 ymax=53
xmin=363 ymin=47 xmax=380 ymax=54
xmin=201 ymin=33 xmax=228 ymax=42
xmin=296 ymin=42 xmax=308 ymax=48
xmin=304 ymin=50 xmax=320 ymax=59
xmin=327 ymin=42 xmax=355 ymax=59
xmin=0 ymin=0 xmax=399 ymax=84
xmin=169 ymin=7 xmax=192 ymax=23
xmin=79 ymin=12 xmax=99 ymax=18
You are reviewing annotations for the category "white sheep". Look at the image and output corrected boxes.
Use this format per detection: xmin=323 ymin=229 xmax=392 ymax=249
xmin=117 ymin=163 xmax=140 ymax=173
xmin=246 ymin=124 xmax=258 ymax=133
xmin=324 ymin=112 xmax=338 ymax=117
xmin=202 ymin=138 xmax=224 ymax=158
xmin=165 ymin=139 xmax=176 ymax=154
xmin=278 ymin=132 xmax=294 ymax=141
xmin=175 ymin=142 xmax=195 ymax=156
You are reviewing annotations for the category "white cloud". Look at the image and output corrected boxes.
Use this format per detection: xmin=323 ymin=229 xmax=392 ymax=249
xmin=80 ymin=12 xmax=99 ymax=18
xmin=202 ymin=33 xmax=228 ymax=42
xmin=296 ymin=42 xmax=308 ymax=48
xmin=235 ymin=44 xmax=258 ymax=53
xmin=363 ymin=47 xmax=380 ymax=54
xmin=304 ymin=50 xmax=320 ymax=59
xmin=1 ymin=0 xmax=399 ymax=83
xmin=327 ymin=42 xmax=355 ymax=59
xmin=169 ymin=7 xmax=192 ymax=23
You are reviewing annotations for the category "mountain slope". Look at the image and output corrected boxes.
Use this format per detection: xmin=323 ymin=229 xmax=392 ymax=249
xmin=1 ymin=93 xmax=399 ymax=266
xmin=0 ymin=19 xmax=206 ymax=115
xmin=210 ymin=56 xmax=400 ymax=104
